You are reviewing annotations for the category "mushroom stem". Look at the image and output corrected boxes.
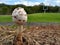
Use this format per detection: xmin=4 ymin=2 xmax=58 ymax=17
xmin=17 ymin=25 xmax=23 ymax=42
xmin=16 ymin=25 xmax=23 ymax=34
xmin=20 ymin=25 xmax=23 ymax=32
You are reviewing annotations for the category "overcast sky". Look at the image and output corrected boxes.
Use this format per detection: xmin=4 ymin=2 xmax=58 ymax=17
xmin=0 ymin=0 xmax=60 ymax=6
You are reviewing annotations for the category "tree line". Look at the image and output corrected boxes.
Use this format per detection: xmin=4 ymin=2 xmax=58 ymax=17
xmin=0 ymin=3 xmax=60 ymax=15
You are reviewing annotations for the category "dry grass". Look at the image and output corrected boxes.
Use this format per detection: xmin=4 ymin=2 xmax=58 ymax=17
xmin=0 ymin=24 xmax=60 ymax=45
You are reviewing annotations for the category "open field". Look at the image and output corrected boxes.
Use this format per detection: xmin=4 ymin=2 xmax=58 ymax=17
xmin=0 ymin=15 xmax=12 ymax=22
xmin=0 ymin=13 xmax=60 ymax=22
xmin=28 ymin=13 xmax=60 ymax=22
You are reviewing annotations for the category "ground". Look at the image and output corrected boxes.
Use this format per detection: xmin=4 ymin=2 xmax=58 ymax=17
xmin=0 ymin=23 xmax=60 ymax=45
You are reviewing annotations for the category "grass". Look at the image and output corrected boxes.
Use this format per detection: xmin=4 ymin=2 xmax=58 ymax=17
xmin=0 ymin=15 xmax=12 ymax=22
xmin=0 ymin=13 xmax=60 ymax=22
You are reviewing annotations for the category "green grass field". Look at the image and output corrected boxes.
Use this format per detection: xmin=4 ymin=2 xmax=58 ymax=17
xmin=0 ymin=13 xmax=60 ymax=22
xmin=0 ymin=15 xmax=12 ymax=22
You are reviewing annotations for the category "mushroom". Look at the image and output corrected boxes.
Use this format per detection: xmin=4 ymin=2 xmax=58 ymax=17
xmin=12 ymin=7 xmax=27 ymax=43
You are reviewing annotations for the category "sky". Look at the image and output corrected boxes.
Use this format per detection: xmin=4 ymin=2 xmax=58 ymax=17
xmin=0 ymin=0 xmax=60 ymax=6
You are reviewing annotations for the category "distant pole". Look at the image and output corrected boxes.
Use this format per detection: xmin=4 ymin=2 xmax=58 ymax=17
xmin=43 ymin=6 xmax=48 ymax=13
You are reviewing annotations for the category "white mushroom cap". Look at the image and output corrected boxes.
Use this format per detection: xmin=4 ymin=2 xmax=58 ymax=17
xmin=12 ymin=7 xmax=27 ymax=24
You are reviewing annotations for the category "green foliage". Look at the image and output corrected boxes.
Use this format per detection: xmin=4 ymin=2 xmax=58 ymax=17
xmin=0 ymin=3 xmax=60 ymax=15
